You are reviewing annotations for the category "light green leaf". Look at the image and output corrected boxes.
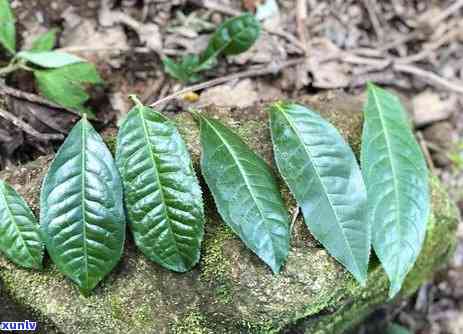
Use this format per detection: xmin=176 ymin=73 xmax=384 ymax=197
xmin=0 ymin=0 xmax=15 ymax=54
xmin=40 ymin=115 xmax=126 ymax=294
xmin=268 ymin=102 xmax=370 ymax=284
xmin=34 ymin=63 xmax=102 ymax=114
xmin=17 ymin=51 xmax=83 ymax=68
xmin=29 ymin=29 xmax=57 ymax=52
xmin=116 ymin=102 xmax=204 ymax=272
xmin=361 ymin=83 xmax=430 ymax=298
xmin=0 ymin=180 xmax=43 ymax=269
xmin=197 ymin=113 xmax=290 ymax=273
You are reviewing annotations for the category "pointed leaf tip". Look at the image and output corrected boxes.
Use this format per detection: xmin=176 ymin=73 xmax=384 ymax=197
xmin=362 ymin=85 xmax=429 ymax=298
xmin=198 ymin=115 xmax=290 ymax=273
xmin=268 ymin=102 xmax=370 ymax=284
xmin=116 ymin=104 xmax=204 ymax=272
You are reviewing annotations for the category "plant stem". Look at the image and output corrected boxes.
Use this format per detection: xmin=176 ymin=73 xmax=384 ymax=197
xmin=0 ymin=62 xmax=21 ymax=77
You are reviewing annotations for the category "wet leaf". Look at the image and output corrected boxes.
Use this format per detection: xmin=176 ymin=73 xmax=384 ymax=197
xmin=116 ymin=102 xmax=204 ymax=272
xmin=196 ymin=113 xmax=290 ymax=272
xmin=0 ymin=0 xmax=15 ymax=54
xmin=40 ymin=115 xmax=126 ymax=294
xmin=0 ymin=180 xmax=43 ymax=269
xmin=268 ymin=102 xmax=369 ymax=284
xmin=361 ymin=83 xmax=429 ymax=298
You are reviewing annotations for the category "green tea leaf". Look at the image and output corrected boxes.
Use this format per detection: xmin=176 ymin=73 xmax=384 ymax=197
xmin=34 ymin=62 xmax=102 ymax=114
xmin=268 ymin=102 xmax=370 ymax=284
xmin=0 ymin=0 xmax=15 ymax=54
xmin=29 ymin=29 xmax=57 ymax=52
xmin=197 ymin=113 xmax=290 ymax=273
xmin=116 ymin=103 xmax=204 ymax=272
xmin=361 ymin=83 xmax=429 ymax=298
xmin=0 ymin=180 xmax=43 ymax=269
xmin=17 ymin=51 xmax=83 ymax=68
xmin=40 ymin=116 xmax=126 ymax=294
xmin=201 ymin=13 xmax=260 ymax=62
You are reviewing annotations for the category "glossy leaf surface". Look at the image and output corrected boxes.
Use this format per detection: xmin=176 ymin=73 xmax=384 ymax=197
xmin=17 ymin=51 xmax=83 ymax=68
xmin=361 ymin=83 xmax=429 ymax=298
xmin=197 ymin=114 xmax=289 ymax=273
xmin=0 ymin=0 xmax=15 ymax=54
xmin=0 ymin=180 xmax=43 ymax=269
xmin=268 ymin=102 xmax=369 ymax=284
xmin=40 ymin=116 xmax=125 ymax=294
xmin=116 ymin=104 xmax=204 ymax=272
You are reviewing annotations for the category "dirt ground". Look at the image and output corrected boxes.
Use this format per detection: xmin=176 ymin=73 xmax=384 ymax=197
xmin=0 ymin=1 xmax=463 ymax=333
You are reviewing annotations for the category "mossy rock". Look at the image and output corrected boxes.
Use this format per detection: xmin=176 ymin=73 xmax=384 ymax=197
xmin=0 ymin=92 xmax=458 ymax=334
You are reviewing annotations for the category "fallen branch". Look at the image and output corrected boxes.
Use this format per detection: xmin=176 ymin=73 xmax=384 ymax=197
xmin=394 ymin=63 xmax=463 ymax=94
xmin=0 ymin=84 xmax=80 ymax=116
xmin=150 ymin=57 xmax=306 ymax=107
xmin=0 ymin=107 xmax=64 ymax=141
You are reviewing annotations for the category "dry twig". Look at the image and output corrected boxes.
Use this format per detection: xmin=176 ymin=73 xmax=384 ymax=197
xmin=150 ymin=58 xmax=306 ymax=107
xmin=0 ymin=107 xmax=64 ymax=141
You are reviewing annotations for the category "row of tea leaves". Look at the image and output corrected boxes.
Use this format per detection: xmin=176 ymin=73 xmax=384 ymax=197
xmin=0 ymin=84 xmax=429 ymax=297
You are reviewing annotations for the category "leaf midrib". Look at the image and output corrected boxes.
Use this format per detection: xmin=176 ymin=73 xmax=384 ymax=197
xmin=138 ymin=108 xmax=183 ymax=266
xmin=0 ymin=182 xmax=36 ymax=265
xmin=369 ymin=89 xmax=402 ymax=279
xmin=274 ymin=104 xmax=361 ymax=275
xmin=202 ymin=116 xmax=279 ymax=258
xmin=80 ymin=120 xmax=89 ymax=288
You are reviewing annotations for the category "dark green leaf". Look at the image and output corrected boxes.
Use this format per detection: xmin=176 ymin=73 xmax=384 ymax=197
xmin=29 ymin=29 xmax=57 ymax=52
xmin=0 ymin=0 xmax=15 ymax=54
xmin=361 ymin=83 xmax=429 ymax=298
xmin=0 ymin=180 xmax=43 ymax=269
xmin=163 ymin=14 xmax=260 ymax=82
xmin=268 ymin=102 xmax=370 ymax=284
xmin=201 ymin=13 xmax=260 ymax=60
xmin=116 ymin=103 xmax=204 ymax=272
xmin=40 ymin=116 xmax=126 ymax=294
xmin=162 ymin=55 xmax=201 ymax=83
xmin=34 ymin=63 xmax=102 ymax=114
xmin=197 ymin=113 xmax=290 ymax=273
xmin=17 ymin=51 xmax=83 ymax=68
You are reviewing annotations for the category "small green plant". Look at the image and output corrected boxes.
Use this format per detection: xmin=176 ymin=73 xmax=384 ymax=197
xmin=163 ymin=13 xmax=261 ymax=83
xmin=0 ymin=0 xmax=102 ymax=115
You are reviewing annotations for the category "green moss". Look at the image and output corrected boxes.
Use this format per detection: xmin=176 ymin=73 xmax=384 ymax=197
xmin=171 ymin=309 xmax=213 ymax=334
xmin=104 ymin=136 xmax=117 ymax=156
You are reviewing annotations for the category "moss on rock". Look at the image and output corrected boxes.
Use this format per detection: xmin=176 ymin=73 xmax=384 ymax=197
xmin=0 ymin=92 xmax=458 ymax=334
